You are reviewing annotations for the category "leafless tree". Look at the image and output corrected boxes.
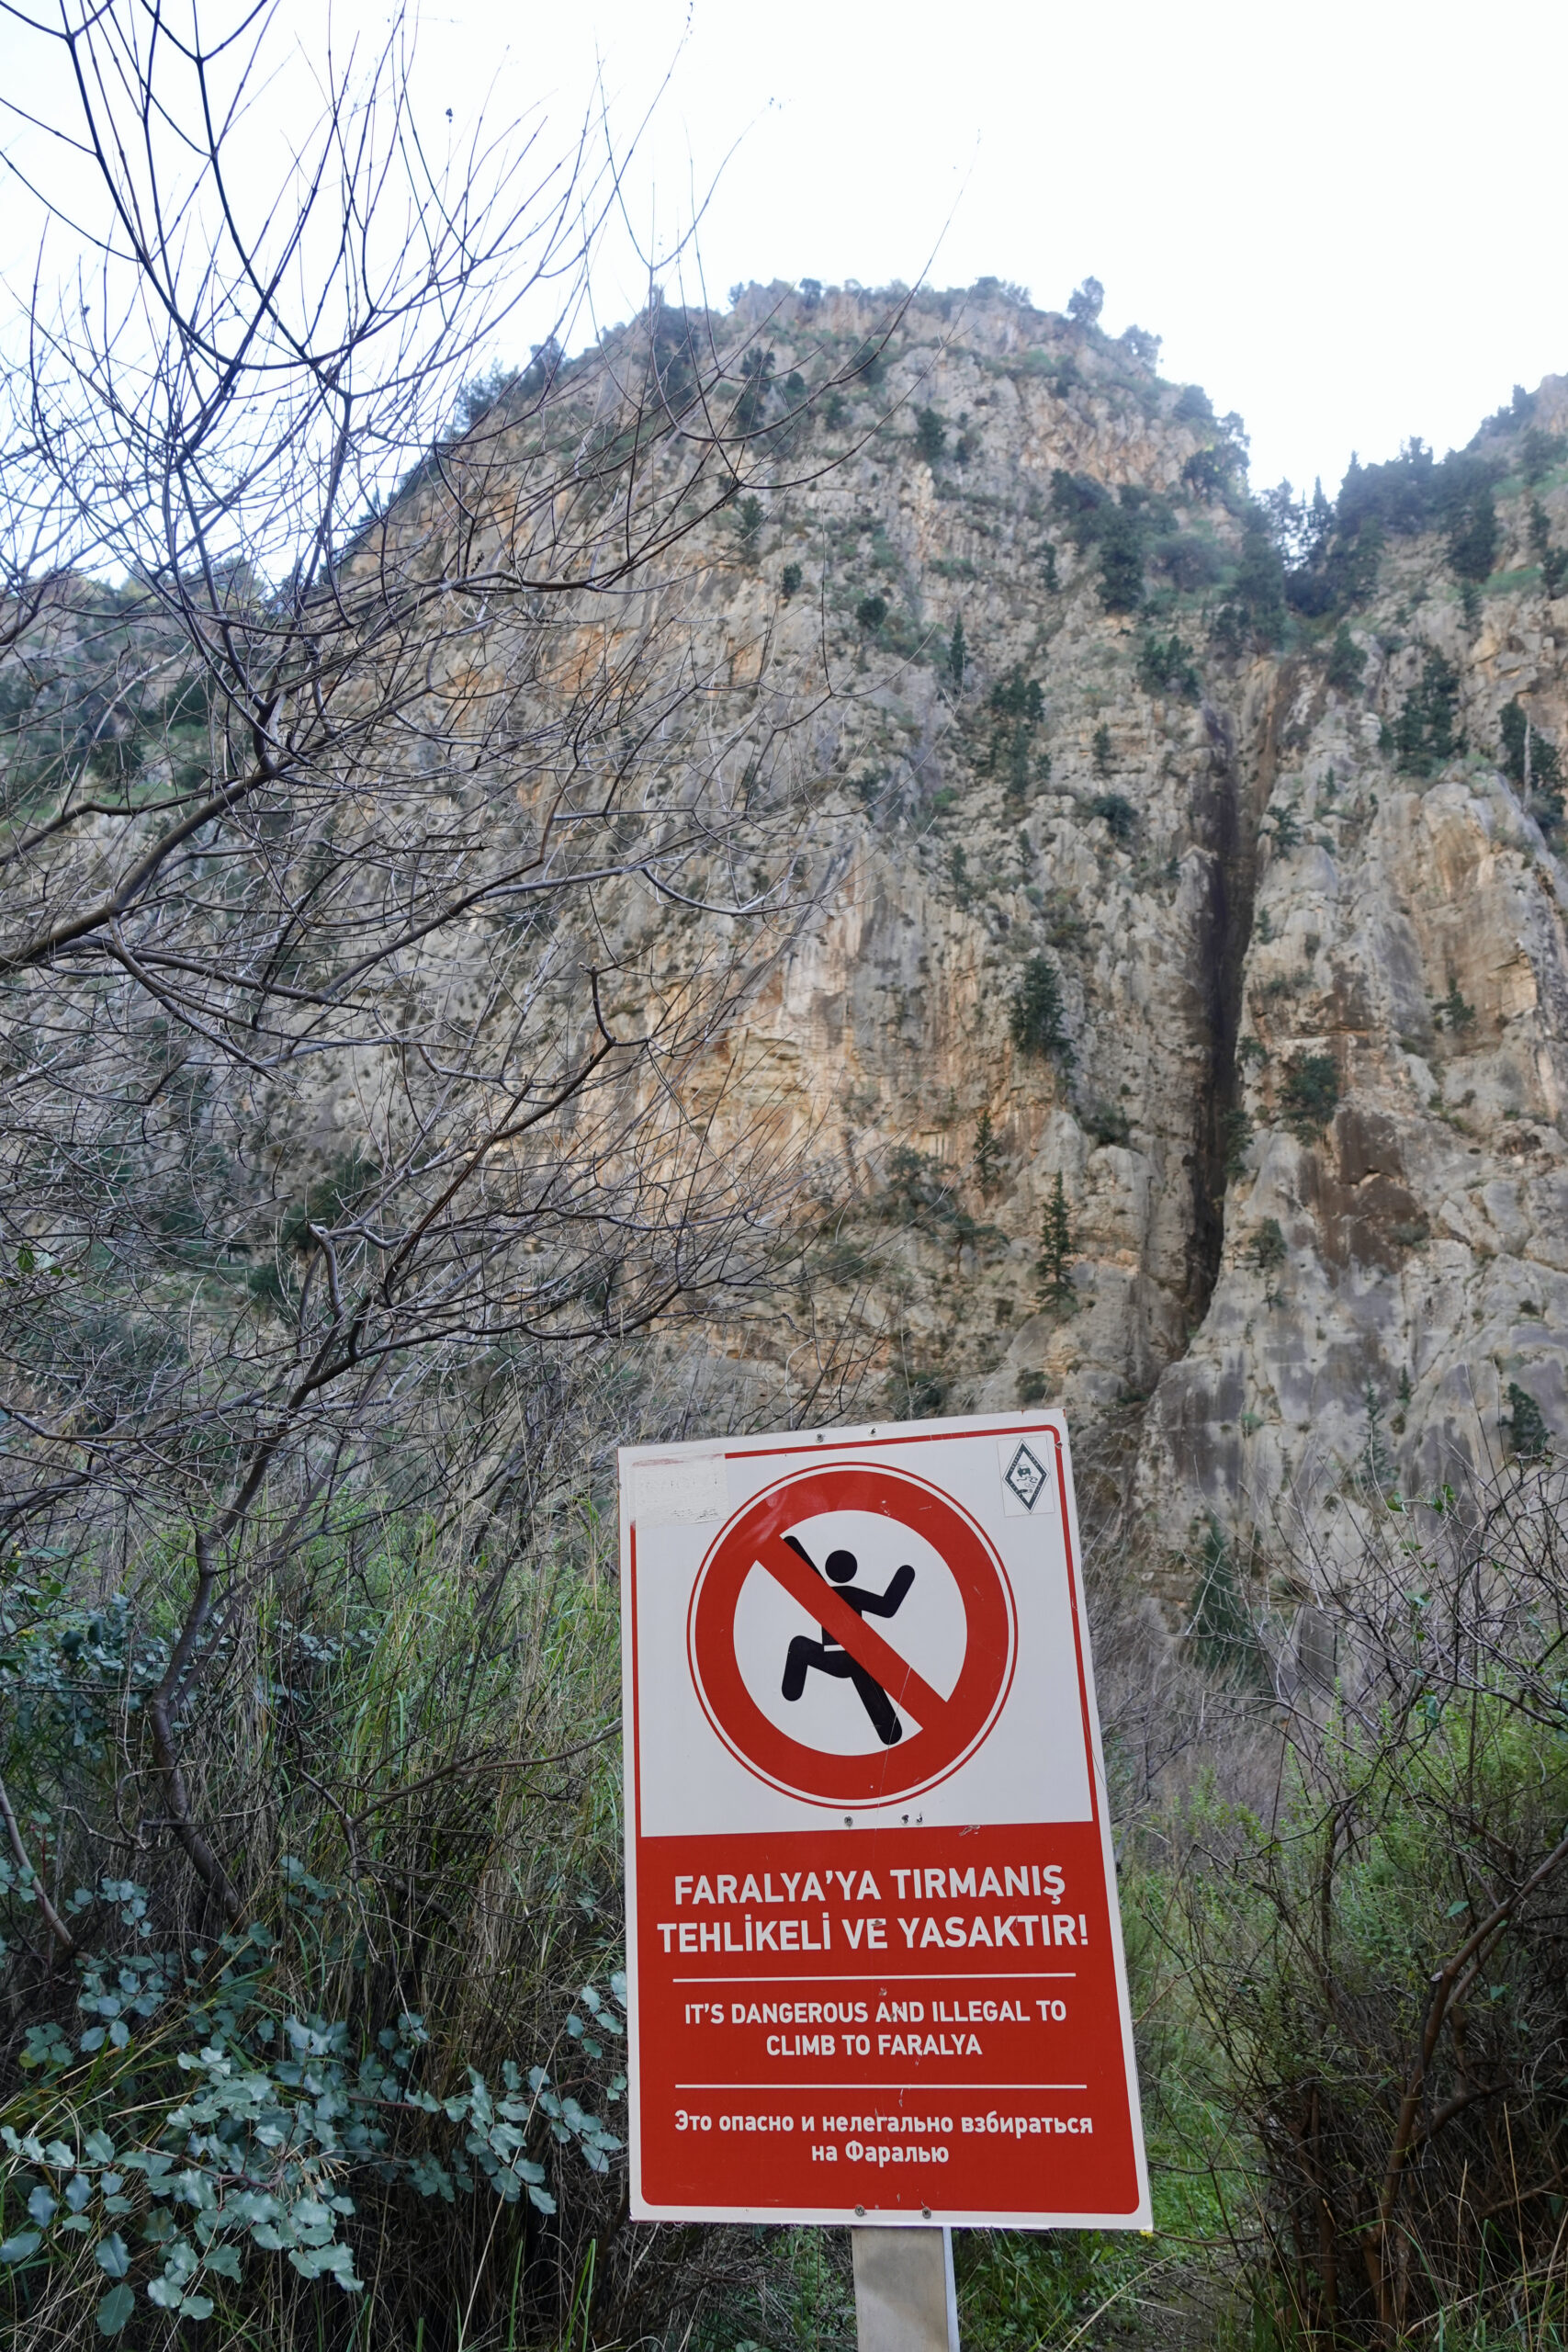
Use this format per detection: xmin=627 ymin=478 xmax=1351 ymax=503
xmin=1167 ymin=1461 xmax=1568 ymax=2343
xmin=0 ymin=0 xmax=892 ymax=1918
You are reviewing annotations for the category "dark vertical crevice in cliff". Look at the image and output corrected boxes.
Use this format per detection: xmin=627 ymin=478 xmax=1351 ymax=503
xmin=1184 ymin=677 xmax=1278 ymax=1327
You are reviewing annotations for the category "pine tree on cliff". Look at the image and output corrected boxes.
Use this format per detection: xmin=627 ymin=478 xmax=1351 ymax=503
xmin=1037 ymin=1173 xmax=1076 ymax=1313
xmin=1009 ymin=956 xmax=1071 ymax=1063
xmin=973 ymin=1107 xmax=1000 ymax=1195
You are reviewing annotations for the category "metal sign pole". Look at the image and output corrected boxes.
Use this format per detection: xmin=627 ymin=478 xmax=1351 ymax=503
xmin=852 ymin=2226 xmax=959 ymax=2352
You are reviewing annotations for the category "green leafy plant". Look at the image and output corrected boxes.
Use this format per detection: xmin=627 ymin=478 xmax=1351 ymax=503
xmin=1048 ymin=471 xmax=1151 ymax=611
xmin=0 ymin=1903 xmax=626 ymax=2336
xmin=1433 ymin=976 xmax=1475 ymax=1034
xmin=1279 ymin=1050 xmax=1339 ymax=1141
xmin=1506 ymin=1382 xmax=1550 ymax=1459
xmin=1181 ymin=446 xmax=1234 ymax=501
xmin=1522 ymin=425 xmax=1558 ymax=484
xmin=1444 ymin=479 xmax=1498 ymax=582
xmin=1250 ymin=1216 xmax=1287 ymax=1275
xmin=1221 ymin=1105 xmax=1254 ymax=1179
xmin=780 ymin=561 xmax=803 ymax=599
xmin=1268 ymin=803 xmax=1303 ymax=854
xmin=855 ymin=594 xmax=887 ymax=632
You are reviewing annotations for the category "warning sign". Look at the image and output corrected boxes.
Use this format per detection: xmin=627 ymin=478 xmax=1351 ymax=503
xmin=619 ymin=1412 xmax=1150 ymax=2231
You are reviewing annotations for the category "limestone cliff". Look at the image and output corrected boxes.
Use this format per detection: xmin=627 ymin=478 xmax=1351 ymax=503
xmin=655 ymin=284 xmax=1568 ymax=1551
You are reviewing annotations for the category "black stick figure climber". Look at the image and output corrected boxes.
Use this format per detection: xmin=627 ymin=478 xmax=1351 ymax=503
xmin=779 ymin=1536 xmax=916 ymax=1747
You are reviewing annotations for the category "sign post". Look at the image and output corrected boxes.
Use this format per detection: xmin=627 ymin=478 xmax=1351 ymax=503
xmin=618 ymin=1411 xmax=1149 ymax=2339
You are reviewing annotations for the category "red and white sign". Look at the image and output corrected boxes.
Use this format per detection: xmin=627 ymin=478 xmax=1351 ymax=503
xmin=619 ymin=1411 xmax=1150 ymax=2230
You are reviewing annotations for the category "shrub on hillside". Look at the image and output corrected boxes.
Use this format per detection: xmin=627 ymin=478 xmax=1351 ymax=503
xmin=1279 ymin=1049 xmax=1339 ymax=1139
xmin=915 ymin=407 xmax=946 ymax=465
xmin=1137 ymin=630 xmax=1201 ymax=702
xmin=1089 ymin=790 xmax=1136 ymax=842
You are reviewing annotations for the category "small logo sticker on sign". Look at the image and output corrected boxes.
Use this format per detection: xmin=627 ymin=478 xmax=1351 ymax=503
xmin=1004 ymin=1442 xmax=1048 ymax=1512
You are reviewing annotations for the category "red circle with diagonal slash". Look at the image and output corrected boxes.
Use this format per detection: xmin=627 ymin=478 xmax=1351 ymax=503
xmin=687 ymin=1463 xmax=1016 ymax=1805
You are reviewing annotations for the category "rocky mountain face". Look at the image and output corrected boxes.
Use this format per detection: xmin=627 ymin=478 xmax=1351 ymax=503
xmin=657 ymin=283 xmax=1568 ymax=1561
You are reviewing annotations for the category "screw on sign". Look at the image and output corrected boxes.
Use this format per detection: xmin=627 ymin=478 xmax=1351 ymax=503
xmin=619 ymin=1412 xmax=1150 ymax=2331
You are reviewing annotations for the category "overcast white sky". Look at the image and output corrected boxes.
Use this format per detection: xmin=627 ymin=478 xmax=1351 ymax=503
xmin=5 ymin=0 xmax=1567 ymax=500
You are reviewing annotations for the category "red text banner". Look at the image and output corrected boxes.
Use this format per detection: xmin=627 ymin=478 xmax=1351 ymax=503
xmin=634 ymin=1822 xmax=1140 ymax=2220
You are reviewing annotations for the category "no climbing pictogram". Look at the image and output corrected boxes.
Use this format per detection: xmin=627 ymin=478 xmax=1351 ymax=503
xmin=687 ymin=1463 xmax=1017 ymax=1806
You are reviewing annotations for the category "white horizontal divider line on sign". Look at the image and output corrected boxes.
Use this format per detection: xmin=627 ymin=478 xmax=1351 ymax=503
xmin=674 ymin=2081 xmax=1090 ymax=2092
xmin=671 ymin=1972 xmax=1078 ymax=1983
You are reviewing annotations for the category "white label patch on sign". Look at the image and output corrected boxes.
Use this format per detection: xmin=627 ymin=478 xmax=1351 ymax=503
xmin=633 ymin=1453 xmax=728 ymax=1526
